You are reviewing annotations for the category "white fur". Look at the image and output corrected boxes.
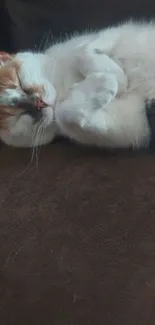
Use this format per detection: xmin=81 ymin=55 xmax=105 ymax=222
xmin=2 ymin=21 xmax=155 ymax=148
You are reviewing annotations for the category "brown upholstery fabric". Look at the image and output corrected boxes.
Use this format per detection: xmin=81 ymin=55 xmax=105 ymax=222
xmin=1 ymin=0 xmax=155 ymax=324
xmin=1 ymin=143 xmax=155 ymax=325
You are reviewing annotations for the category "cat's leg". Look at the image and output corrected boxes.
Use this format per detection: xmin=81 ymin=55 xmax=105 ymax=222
xmin=72 ymin=72 xmax=118 ymax=110
xmin=55 ymin=74 xmax=149 ymax=148
xmin=55 ymin=73 xmax=115 ymax=141
xmin=13 ymin=52 xmax=56 ymax=108
xmin=75 ymin=42 xmax=127 ymax=93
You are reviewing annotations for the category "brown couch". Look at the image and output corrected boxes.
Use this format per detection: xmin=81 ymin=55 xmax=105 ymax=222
xmin=1 ymin=1 xmax=155 ymax=324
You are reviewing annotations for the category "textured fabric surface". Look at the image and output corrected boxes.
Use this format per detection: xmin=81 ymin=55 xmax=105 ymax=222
xmin=1 ymin=0 xmax=155 ymax=324
xmin=0 ymin=143 xmax=155 ymax=325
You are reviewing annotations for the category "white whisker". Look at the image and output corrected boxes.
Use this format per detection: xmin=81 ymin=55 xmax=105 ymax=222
xmin=31 ymin=117 xmax=45 ymax=168
xmin=39 ymin=32 xmax=49 ymax=53
xmin=44 ymin=30 xmax=52 ymax=52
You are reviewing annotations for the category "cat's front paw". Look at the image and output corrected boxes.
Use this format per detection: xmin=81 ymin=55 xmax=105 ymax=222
xmin=71 ymin=72 xmax=118 ymax=110
xmin=75 ymin=43 xmax=127 ymax=93
xmin=13 ymin=53 xmax=57 ymax=109
xmin=21 ymin=80 xmax=57 ymax=111
xmin=18 ymin=78 xmax=57 ymax=111
xmin=55 ymin=72 xmax=117 ymax=137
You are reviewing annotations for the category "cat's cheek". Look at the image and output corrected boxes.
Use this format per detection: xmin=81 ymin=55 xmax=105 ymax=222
xmin=1 ymin=115 xmax=18 ymax=132
xmin=0 ymin=115 xmax=22 ymax=145
xmin=43 ymin=106 xmax=54 ymax=125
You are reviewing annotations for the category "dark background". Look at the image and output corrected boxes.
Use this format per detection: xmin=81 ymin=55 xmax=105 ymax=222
xmin=2 ymin=0 xmax=155 ymax=51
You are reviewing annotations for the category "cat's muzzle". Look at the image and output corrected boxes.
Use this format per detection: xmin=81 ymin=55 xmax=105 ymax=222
xmin=0 ymin=93 xmax=43 ymax=120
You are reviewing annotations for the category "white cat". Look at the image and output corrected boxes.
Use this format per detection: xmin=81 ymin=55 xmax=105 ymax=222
xmin=1 ymin=21 xmax=155 ymax=149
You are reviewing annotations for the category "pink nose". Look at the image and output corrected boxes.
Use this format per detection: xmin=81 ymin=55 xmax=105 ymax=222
xmin=35 ymin=98 xmax=46 ymax=110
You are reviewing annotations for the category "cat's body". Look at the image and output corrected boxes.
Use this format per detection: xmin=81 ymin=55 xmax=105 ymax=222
xmin=1 ymin=21 xmax=155 ymax=149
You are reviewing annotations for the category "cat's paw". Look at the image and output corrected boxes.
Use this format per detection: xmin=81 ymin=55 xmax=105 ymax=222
xmin=75 ymin=43 xmax=127 ymax=93
xmin=71 ymin=72 xmax=118 ymax=110
xmin=19 ymin=80 xmax=57 ymax=111
xmin=13 ymin=53 xmax=57 ymax=110
xmin=18 ymin=77 xmax=57 ymax=111
xmin=55 ymin=72 xmax=117 ymax=136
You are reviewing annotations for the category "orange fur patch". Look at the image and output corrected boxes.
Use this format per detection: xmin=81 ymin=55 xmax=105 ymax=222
xmin=0 ymin=66 xmax=19 ymax=92
xmin=0 ymin=106 xmax=17 ymax=129
xmin=0 ymin=57 xmax=22 ymax=130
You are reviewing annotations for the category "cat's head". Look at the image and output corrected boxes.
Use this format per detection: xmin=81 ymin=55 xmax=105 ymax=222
xmin=0 ymin=53 xmax=56 ymax=147
xmin=0 ymin=54 xmax=38 ymax=127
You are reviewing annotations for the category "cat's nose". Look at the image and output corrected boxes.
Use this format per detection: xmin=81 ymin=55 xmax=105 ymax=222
xmin=34 ymin=98 xmax=46 ymax=110
xmin=13 ymin=96 xmax=43 ymax=119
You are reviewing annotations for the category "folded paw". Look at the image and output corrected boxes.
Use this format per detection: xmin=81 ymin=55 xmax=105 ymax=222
xmin=13 ymin=53 xmax=57 ymax=110
xmin=71 ymin=72 xmax=118 ymax=110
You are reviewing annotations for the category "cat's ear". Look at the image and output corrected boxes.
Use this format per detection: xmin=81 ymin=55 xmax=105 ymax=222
xmin=0 ymin=52 xmax=12 ymax=67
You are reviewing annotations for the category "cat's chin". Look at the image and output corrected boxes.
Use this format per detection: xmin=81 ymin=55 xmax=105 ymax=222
xmin=0 ymin=111 xmax=57 ymax=147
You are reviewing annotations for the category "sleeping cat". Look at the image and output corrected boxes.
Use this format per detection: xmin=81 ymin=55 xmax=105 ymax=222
xmin=0 ymin=21 xmax=155 ymax=149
